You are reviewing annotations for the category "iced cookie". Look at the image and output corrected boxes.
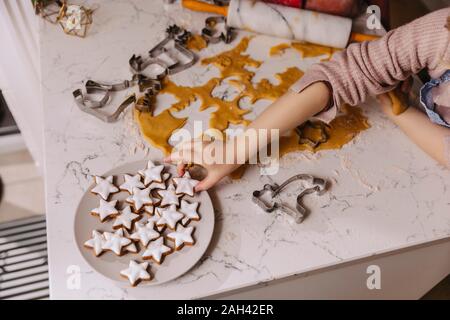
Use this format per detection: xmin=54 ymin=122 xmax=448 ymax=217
xmin=113 ymin=206 xmax=141 ymax=231
xmin=84 ymin=230 xmax=105 ymax=257
xmin=91 ymin=199 xmax=119 ymax=222
xmin=120 ymin=229 xmax=139 ymax=253
xmin=167 ymin=225 xmax=195 ymax=250
xmin=147 ymin=214 xmax=165 ymax=232
xmin=155 ymin=204 xmax=184 ymax=230
xmin=173 ymin=171 xmax=199 ymax=197
xmin=138 ymin=160 xmax=164 ymax=185
xmin=144 ymin=205 xmax=154 ymax=215
xmin=120 ymin=260 xmax=152 ymax=286
xmin=91 ymin=176 xmax=119 ymax=200
xmin=126 ymin=187 xmax=155 ymax=212
xmin=148 ymin=173 xmax=170 ymax=190
xmin=157 ymin=183 xmax=181 ymax=207
xmin=142 ymin=237 xmax=172 ymax=264
xmin=130 ymin=221 xmax=160 ymax=247
xmin=119 ymin=174 xmax=145 ymax=194
xmin=179 ymin=200 xmax=200 ymax=226
xmin=102 ymin=229 xmax=132 ymax=256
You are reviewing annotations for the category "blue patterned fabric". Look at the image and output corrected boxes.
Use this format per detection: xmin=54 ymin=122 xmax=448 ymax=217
xmin=420 ymin=70 xmax=450 ymax=128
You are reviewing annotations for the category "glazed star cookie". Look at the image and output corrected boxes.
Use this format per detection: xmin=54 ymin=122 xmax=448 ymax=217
xmin=148 ymin=173 xmax=170 ymax=190
xmin=102 ymin=229 xmax=132 ymax=256
xmin=91 ymin=199 xmax=119 ymax=222
xmin=138 ymin=160 xmax=164 ymax=185
xmin=119 ymin=174 xmax=145 ymax=194
xmin=147 ymin=213 xmax=166 ymax=232
xmin=120 ymin=260 xmax=152 ymax=286
xmin=167 ymin=225 xmax=195 ymax=251
xmin=142 ymin=237 xmax=172 ymax=264
xmin=121 ymin=229 xmax=139 ymax=254
xmin=173 ymin=171 xmax=199 ymax=197
xmin=155 ymin=204 xmax=184 ymax=230
xmin=179 ymin=200 xmax=200 ymax=226
xmin=130 ymin=221 xmax=160 ymax=247
xmin=126 ymin=187 xmax=155 ymax=212
xmin=91 ymin=176 xmax=119 ymax=200
xmin=157 ymin=183 xmax=181 ymax=207
xmin=113 ymin=206 xmax=141 ymax=231
xmin=84 ymin=230 xmax=105 ymax=257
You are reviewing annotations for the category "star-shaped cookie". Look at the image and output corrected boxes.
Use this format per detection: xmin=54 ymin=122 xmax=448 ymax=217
xmin=126 ymin=187 xmax=155 ymax=212
xmin=129 ymin=221 xmax=160 ymax=247
xmin=84 ymin=230 xmax=105 ymax=256
xmin=91 ymin=176 xmax=119 ymax=200
xmin=102 ymin=229 xmax=132 ymax=256
xmin=113 ymin=206 xmax=140 ymax=231
xmin=120 ymin=260 xmax=152 ymax=286
xmin=119 ymin=174 xmax=145 ymax=194
xmin=91 ymin=199 xmax=119 ymax=222
xmin=157 ymin=183 xmax=181 ymax=207
xmin=138 ymin=160 xmax=164 ymax=185
xmin=179 ymin=200 xmax=200 ymax=226
xmin=173 ymin=171 xmax=199 ymax=197
xmin=167 ymin=225 xmax=195 ymax=251
xmin=142 ymin=237 xmax=172 ymax=264
xmin=155 ymin=204 xmax=184 ymax=230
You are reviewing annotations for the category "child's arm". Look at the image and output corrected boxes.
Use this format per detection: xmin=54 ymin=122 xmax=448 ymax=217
xmin=167 ymin=9 xmax=450 ymax=190
xmin=166 ymin=82 xmax=331 ymax=191
xmin=378 ymin=94 xmax=450 ymax=168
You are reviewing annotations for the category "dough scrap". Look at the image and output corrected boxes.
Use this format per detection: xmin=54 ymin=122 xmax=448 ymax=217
xmin=270 ymin=42 xmax=341 ymax=61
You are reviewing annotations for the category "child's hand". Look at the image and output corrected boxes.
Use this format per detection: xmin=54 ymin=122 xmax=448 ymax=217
xmin=164 ymin=138 xmax=241 ymax=191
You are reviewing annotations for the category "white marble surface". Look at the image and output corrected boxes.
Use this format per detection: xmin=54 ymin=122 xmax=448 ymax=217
xmin=41 ymin=0 xmax=450 ymax=299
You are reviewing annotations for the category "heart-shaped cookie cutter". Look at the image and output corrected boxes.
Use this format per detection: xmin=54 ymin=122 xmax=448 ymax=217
xmin=252 ymin=174 xmax=327 ymax=224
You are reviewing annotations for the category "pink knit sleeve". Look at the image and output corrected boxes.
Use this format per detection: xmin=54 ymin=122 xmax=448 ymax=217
xmin=290 ymin=8 xmax=450 ymax=123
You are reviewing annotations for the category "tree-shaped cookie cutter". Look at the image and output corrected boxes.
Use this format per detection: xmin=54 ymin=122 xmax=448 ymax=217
xmin=252 ymin=174 xmax=327 ymax=224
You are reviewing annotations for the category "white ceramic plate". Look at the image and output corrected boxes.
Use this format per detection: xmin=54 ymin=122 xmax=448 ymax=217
xmin=74 ymin=160 xmax=215 ymax=286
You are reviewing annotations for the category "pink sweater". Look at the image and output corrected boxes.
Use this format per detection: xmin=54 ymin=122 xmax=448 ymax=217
xmin=290 ymin=8 xmax=450 ymax=123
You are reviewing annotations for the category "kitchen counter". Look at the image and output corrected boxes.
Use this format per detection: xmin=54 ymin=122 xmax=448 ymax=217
xmin=41 ymin=0 xmax=450 ymax=299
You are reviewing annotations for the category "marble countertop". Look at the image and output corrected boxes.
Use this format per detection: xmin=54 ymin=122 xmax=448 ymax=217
xmin=41 ymin=0 xmax=450 ymax=299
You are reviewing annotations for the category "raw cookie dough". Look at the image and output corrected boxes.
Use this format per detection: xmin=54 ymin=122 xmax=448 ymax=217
xmin=270 ymin=42 xmax=341 ymax=61
xmin=280 ymin=105 xmax=370 ymax=156
xmin=186 ymin=34 xmax=208 ymax=52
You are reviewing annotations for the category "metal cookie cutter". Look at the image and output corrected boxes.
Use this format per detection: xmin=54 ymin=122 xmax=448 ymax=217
xmin=252 ymin=174 xmax=327 ymax=224
xmin=131 ymin=74 xmax=162 ymax=93
xmin=148 ymin=25 xmax=197 ymax=75
xmin=202 ymin=16 xmax=234 ymax=44
xmin=73 ymin=89 xmax=136 ymax=123
xmin=295 ymin=120 xmax=330 ymax=149
xmin=129 ymin=54 xmax=168 ymax=80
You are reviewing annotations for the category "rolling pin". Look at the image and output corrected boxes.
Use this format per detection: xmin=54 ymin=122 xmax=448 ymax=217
xmin=182 ymin=0 xmax=378 ymax=49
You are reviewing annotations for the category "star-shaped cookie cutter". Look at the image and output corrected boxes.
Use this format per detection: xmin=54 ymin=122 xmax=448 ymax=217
xmin=295 ymin=120 xmax=330 ymax=149
xmin=252 ymin=174 xmax=327 ymax=224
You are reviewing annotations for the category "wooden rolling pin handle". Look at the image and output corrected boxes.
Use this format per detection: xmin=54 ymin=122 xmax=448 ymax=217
xmin=349 ymin=32 xmax=381 ymax=43
xmin=181 ymin=0 xmax=228 ymax=16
